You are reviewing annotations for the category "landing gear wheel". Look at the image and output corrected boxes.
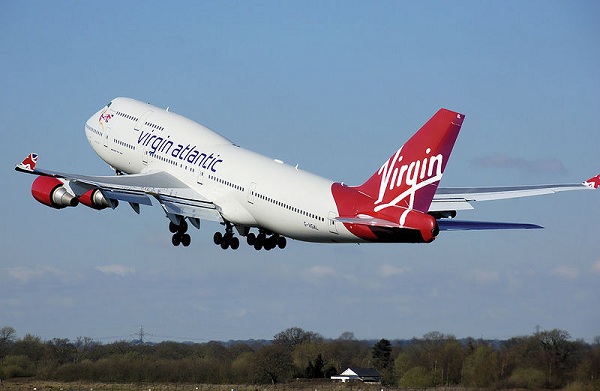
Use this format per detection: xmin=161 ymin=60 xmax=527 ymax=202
xmin=277 ymin=236 xmax=287 ymax=249
xmin=230 ymin=237 xmax=240 ymax=250
xmin=247 ymin=232 xmax=256 ymax=245
xmin=220 ymin=240 xmax=229 ymax=250
xmin=177 ymin=220 xmax=188 ymax=233
xmin=169 ymin=222 xmax=178 ymax=233
xmin=213 ymin=232 xmax=223 ymax=245
xmin=181 ymin=234 xmax=191 ymax=247
xmin=172 ymin=234 xmax=181 ymax=246
xmin=257 ymin=232 xmax=266 ymax=243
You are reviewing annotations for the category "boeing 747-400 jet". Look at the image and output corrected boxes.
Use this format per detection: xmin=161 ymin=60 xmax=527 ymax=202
xmin=15 ymin=98 xmax=599 ymax=250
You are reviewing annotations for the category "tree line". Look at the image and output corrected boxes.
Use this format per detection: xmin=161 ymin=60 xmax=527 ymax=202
xmin=0 ymin=326 xmax=599 ymax=389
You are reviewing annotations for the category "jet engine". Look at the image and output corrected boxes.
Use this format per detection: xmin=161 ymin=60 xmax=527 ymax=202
xmin=79 ymin=188 xmax=117 ymax=210
xmin=31 ymin=176 xmax=78 ymax=209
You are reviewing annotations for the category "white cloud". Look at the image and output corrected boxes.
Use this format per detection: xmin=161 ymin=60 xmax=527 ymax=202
xmin=96 ymin=264 xmax=135 ymax=276
xmin=592 ymin=260 xmax=600 ymax=275
xmin=304 ymin=265 xmax=336 ymax=279
xmin=7 ymin=266 xmax=65 ymax=283
xmin=472 ymin=154 xmax=567 ymax=175
xmin=227 ymin=308 xmax=249 ymax=318
xmin=550 ymin=265 xmax=579 ymax=280
xmin=378 ymin=264 xmax=408 ymax=278
xmin=470 ymin=269 xmax=499 ymax=284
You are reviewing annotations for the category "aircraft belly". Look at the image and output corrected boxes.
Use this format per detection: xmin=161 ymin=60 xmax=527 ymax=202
xmin=217 ymin=196 xmax=258 ymax=226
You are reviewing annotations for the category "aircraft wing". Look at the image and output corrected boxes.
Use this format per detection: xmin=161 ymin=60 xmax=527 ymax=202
xmin=430 ymin=175 xmax=600 ymax=212
xmin=15 ymin=153 xmax=223 ymax=222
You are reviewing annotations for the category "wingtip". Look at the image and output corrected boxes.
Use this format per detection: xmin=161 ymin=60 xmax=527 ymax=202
xmin=584 ymin=174 xmax=600 ymax=189
xmin=16 ymin=153 xmax=38 ymax=172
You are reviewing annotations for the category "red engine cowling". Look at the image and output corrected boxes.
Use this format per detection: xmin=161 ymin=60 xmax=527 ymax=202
xmin=31 ymin=176 xmax=79 ymax=209
xmin=79 ymin=188 xmax=117 ymax=210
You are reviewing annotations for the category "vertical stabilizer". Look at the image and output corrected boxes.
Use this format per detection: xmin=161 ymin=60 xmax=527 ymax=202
xmin=357 ymin=109 xmax=464 ymax=212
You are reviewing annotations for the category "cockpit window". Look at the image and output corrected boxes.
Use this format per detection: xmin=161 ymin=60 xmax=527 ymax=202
xmin=107 ymin=101 xmax=112 ymax=107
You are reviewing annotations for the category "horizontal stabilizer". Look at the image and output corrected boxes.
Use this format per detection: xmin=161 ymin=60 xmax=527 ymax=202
xmin=335 ymin=216 xmax=401 ymax=228
xmin=438 ymin=220 xmax=542 ymax=231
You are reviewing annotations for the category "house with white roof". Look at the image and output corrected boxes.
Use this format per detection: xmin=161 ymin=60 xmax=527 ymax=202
xmin=331 ymin=367 xmax=382 ymax=383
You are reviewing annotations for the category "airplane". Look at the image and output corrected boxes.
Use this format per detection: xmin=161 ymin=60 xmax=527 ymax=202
xmin=15 ymin=97 xmax=600 ymax=250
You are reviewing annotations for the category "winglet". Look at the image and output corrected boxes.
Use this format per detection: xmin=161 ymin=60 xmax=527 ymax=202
xmin=16 ymin=153 xmax=38 ymax=172
xmin=584 ymin=174 xmax=600 ymax=189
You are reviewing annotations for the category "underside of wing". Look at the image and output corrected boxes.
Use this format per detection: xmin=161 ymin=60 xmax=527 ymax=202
xmin=16 ymin=160 xmax=223 ymax=223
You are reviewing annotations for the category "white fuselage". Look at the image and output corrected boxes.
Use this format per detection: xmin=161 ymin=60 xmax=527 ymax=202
xmin=85 ymin=98 xmax=355 ymax=242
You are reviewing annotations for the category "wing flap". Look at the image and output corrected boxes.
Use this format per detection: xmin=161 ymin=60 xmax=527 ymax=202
xmin=429 ymin=199 xmax=474 ymax=212
xmin=102 ymin=190 xmax=153 ymax=206
xmin=158 ymin=196 xmax=223 ymax=223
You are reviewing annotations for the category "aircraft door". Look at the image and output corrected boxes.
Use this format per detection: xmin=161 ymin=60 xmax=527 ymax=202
xmin=197 ymin=167 xmax=205 ymax=185
xmin=248 ymin=182 xmax=257 ymax=204
xmin=134 ymin=110 xmax=154 ymax=132
xmin=135 ymin=111 xmax=154 ymax=165
xmin=328 ymin=211 xmax=338 ymax=234
xmin=103 ymin=127 xmax=111 ymax=148
xmin=142 ymin=147 xmax=149 ymax=166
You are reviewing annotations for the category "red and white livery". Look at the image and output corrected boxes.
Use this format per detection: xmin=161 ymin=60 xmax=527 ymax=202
xmin=16 ymin=98 xmax=599 ymax=249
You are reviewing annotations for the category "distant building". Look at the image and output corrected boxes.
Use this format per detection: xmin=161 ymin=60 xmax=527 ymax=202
xmin=331 ymin=367 xmax=382 ymax=383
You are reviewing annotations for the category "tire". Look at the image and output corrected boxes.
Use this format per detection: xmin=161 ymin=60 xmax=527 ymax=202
xmin=277 ymin=236 xmax=287 ymax=249
xmin=178 ymin=220 xmax=188 ymax=233
xmin=230 ymin=237 xmax=240 ymax=250
xmin=181 ymin=234 xmax=191 ymax=247
xmin=257 ymin=232 xmax=266 ymax=244
xmin=213 ymin=232 xmax=223 ymax=245
xmin=169 ymin=222 xmax=178 ymax=233
xmin=172 ymin=234 xmax=181 ymax=246
xmin=247 ymin=232 xmax=256 ymax=245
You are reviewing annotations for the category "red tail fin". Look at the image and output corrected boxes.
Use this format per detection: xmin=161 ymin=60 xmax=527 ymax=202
xmin=357 ymin=109 xmax=464 ymax=212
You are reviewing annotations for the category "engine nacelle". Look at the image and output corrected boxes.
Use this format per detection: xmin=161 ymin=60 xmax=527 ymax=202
xmin=31 ymin=176 xmax=79 ymax=209
xmin=79 ymin=188 xmax=117 ymax=210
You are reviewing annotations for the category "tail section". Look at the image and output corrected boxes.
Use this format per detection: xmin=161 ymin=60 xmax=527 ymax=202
xmin=330 ymin=109 xmax=464 ymax=243
xmin=357 ymin=109 xmax=464 ymax=212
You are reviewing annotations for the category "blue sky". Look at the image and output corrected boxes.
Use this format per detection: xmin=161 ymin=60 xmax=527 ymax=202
xmin=1 ymin=1 xmax=599 ymax=343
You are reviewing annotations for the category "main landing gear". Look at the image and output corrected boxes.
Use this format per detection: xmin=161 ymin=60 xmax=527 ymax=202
xmin=213 ymin=223 xmax=240 ymax=250
xmin=212 ymin=226 xmax=287 ymax=251
xmin=246 ymin=230 xmax=286 ymax=251
xmin=169 ymin=219 xmax=191 ymax=247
